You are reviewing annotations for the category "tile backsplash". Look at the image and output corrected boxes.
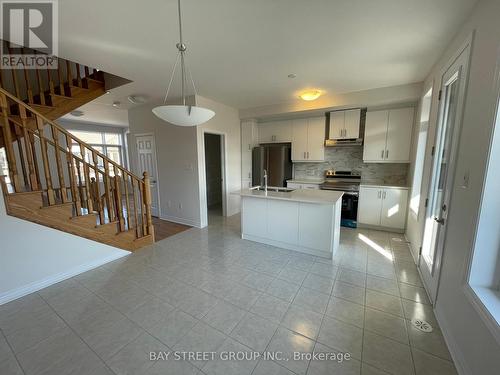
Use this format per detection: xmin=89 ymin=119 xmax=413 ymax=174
xmin=293 ymin=147 xmax=409 ymax=186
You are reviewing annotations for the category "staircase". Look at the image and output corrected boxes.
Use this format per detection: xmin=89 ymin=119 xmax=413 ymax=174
xmin=0 ymin=44 xmax=154 ymax=251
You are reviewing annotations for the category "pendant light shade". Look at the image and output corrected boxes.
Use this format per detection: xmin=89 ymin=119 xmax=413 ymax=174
xmin=152 ymin=105 xmax=215 ymax=127
xmin=152 ymin=0 xmax=215 ymax=127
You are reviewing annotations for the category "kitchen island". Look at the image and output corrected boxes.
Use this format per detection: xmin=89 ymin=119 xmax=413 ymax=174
xmin=237 ymin=188 xmax=343 ymax=259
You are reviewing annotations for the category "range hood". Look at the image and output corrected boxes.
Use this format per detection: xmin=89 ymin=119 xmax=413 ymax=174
xmin=325 ymin=108 xmax=365 ymax=147
xmin=325 ymin=138 xmax=363 ymax=147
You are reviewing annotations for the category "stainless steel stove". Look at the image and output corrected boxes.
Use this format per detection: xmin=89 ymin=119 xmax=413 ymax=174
xmin=320 ymin=170 xmax=361 ymax=228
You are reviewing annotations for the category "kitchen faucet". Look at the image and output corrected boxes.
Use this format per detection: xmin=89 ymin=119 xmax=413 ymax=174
xmin=263 ymin=169 xmax=268 ymax=192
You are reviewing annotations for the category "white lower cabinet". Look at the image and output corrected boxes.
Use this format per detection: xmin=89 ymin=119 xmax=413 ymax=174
xmin=358 ymin=186 xmax=408 ymax=230
xmin=298 ymin=202 xmax=334 ymax=252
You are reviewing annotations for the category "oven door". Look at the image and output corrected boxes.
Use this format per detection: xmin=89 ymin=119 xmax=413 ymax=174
xmin=340 ymin=191 xmax=358 ymax=228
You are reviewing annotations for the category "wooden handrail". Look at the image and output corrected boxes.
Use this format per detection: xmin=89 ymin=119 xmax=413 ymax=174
xmin=0 ymin=87 xmax=141 ymax=181
xmin=0 ymin=85 xmax=154 ymax=242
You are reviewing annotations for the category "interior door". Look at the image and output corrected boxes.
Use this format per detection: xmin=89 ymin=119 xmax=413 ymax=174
xmin=380 ymin=188 xmax=408 ymax=229
xmin=419 ymin=47 xmax=470 ymax=303
xmin=344 ymin=109 xmax=361 ymax=139
xmin=136 ymin=134 xmax=160 ymax=217
xmin=385 ymin=108 xmax=414 ymax=162
xmin=306 ymin=117 xmax=326 ymax=161
xmin=363 ymin=110 xmax=388 ymax=161
xmin=358 ymin=187 xmax=383 ymax=226
xmin=291 ymin=119 xmax=308 ymax=161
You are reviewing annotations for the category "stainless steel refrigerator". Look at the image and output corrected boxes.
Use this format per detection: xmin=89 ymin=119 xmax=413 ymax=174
xmin=252 ymin=144 xmax=293 ymax=187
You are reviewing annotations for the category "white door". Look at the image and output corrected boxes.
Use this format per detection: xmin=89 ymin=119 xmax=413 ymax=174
xmin=329 ymin=111 xmax=345 ymax=139
xmin=419 ymin=47 xmax=470 ymax=303
xmin=358 ymin=186 xmax=383 ymax=226
xmin=136 ymin=135 xmax=160 ymax=217
xmin=291 ymin=119 xmax=308 ymax=161
xmin=380 ymin=188 xmax=408 ymax=229
xmin=363 ymin=110 xmax=388 ymax=162
xmin=344 ymin=109 xmax=361 ymax=139
xmin=306 ymin=117 xmax=326 ymax=161
xmin=385 ymin=108 xmax=414 ymax=162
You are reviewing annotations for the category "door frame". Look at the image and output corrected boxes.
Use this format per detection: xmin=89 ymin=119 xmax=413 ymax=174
xmin=199 ymin=130 xmax=228 ymax=227
xmin=135 ymin=132 xmax=161 ymax=218
xmin=418 ymin=38 xmax=472 ymax=304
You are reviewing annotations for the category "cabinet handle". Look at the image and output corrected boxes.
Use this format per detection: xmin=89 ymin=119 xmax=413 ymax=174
xmin=383 ymin=191 xmax=386 ymax=199
xmin=307 ymin=151 xmax=309 ymax=159
xmin=303 ymin=152 xmax=306 ymax=159
xmin=381 ymin=150 xmax=385 ymax=159
xmin=248 ymin=172 xmax=251 ymax=178
xmin=378 ymin=190 xmax=381 ymax=199
xmin=386 ymin=150 xmax=389 ymax=159
xmin=248 ymin=144 xmax=251 ymax=151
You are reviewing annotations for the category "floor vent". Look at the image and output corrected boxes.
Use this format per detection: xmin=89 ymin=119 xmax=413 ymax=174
xmin=411 ymin=318 xmax=433 ymax=333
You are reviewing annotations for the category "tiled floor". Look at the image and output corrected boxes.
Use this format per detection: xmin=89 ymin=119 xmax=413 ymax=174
xmin=0 ymin=214 xmax=458 ymax=375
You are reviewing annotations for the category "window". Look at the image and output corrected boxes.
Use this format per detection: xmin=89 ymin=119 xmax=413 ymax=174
xmin=68 ymin=129 xmax=124 ymax=167
xmin=410 ymin=88 xmax=432 ymax=216
xmin=468 ymin=87 xmax=500 ymax=328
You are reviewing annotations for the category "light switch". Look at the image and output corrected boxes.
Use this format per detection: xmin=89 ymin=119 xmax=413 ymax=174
xmin=461 ymin=170 xmax=470 ymax=188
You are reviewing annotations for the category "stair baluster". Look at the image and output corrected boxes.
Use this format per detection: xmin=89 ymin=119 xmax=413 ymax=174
xmin=0 ymin=93 xmax=20 ymax=191
xmin=50 ymin=125 xmax=68 ymax=202
xmin=19 ymin=107 xmax=38 ymax=190
xmin=113 ymin=168 xmax=125 ymax=231
xmin=65 ymin=134 xmax=81 ymax=215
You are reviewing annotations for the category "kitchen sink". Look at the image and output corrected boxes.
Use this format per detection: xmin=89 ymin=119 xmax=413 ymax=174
xmin=251 ymin=186 xmax=295 ymax=193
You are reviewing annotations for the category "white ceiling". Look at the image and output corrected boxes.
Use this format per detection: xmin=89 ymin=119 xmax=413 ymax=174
xmin=59 ymin=0 xmax=477 ymax=112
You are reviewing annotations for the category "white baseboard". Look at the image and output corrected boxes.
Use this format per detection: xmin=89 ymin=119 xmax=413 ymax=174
xmin=434 ymin=305 xmax=472 ymax=375
xmin=0 ymin=252 xmax=128 ymax=306
xmin=159 ymin=214 xmax=201 ymax=228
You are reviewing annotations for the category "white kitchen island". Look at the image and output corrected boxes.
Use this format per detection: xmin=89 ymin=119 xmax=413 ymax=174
xmin=238 ymin=188 xmax=343 ymax=259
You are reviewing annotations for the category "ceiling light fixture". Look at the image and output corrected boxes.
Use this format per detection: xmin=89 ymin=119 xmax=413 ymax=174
xmin=152 ymin=0 xmax=215 ymax=127
xmin=288 ymin=73 xmax=297 ymax=79
xmin=70 ymin=110 xmax=84 ymax=117
xmin=299 ymin=90 xmax=322 ymax=101
xmin=112 ymin=101 xmax=121 ymax=108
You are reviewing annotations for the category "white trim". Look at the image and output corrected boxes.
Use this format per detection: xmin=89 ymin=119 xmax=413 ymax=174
xmin=463 ymin=285 xmax=500 ymax=345
xmin=198 ymin=130 xmax=229 ymax=227
xmin=434 ymin=303 xmax=473 ymax=375
xmin=159 ymin=214 xmax=201 ymax=228
xmin=0 ymin=252 xmax=129 ymax=306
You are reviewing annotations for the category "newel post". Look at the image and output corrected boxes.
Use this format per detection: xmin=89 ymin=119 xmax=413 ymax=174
xmin=143 ymin=171 xmax=155 ymax=239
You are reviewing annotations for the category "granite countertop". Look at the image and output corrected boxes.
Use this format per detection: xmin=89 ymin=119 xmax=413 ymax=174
xmin=236 ymin=188 xmax=343 ymax=204
xmin=286 ymin=178 xmax=325 ymax=184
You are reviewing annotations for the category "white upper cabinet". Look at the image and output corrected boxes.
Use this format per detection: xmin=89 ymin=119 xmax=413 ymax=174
xmin=364 ymin=110 xmax=389 ymax=161
xmin=291 ymin=119 xmax=308 ymax=161
xmin=258 ymin=120 xmax=292 ymax=143
xmin=385 ymin=108 xmax=414 ymax=162
xmin=291 ymin=117 xmax=325 ymax=162
xmin=363 ymin=107 xmax=414 ymax=163
xmin=329 ymin=109 xmax=361 ymax=140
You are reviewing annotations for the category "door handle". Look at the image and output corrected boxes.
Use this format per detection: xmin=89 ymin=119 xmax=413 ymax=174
xmin=386 ymin=150 xmax=389 ymax=159
xmin=434 ymin=217 xmax=445 ymax=225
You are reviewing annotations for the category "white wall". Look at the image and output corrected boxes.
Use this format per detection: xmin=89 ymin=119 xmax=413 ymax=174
xmin=127 ymin=95 xmax=240 ymax=228
xmin=196 ymin=95 xmax=241 ymax=227
xmin=406 ymin=0 xmax=500 ymax=373
xmin=128 ymin=101 xmax=202 ymax=227
xmin=0 ymin=197 xmax=128 ymax=305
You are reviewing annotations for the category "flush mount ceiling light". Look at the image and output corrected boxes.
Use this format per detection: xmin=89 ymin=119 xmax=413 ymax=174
xmin=299 ymin=90 xmax=322 ymax=101
xmin=112 ymin=101 xmax=121 ymax=108
xmin=288 ymin=73 xmax=297 ymax=79
xmin=152 ymin=0 xmax=215 ymax=127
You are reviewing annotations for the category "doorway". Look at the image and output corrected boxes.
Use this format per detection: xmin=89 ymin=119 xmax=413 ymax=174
xmin=419 ymin=45 xmax=470 ymax=303
xmin=204 ymin=133 xmax=224 ymax=220
xmin=136 ymin=134 xmax=160 ymax=217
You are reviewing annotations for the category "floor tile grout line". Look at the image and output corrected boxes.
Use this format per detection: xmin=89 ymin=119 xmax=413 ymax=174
xmin=0 ymin=327 xmax=27 ymax=375
xmin=36 ymin=292 xmax=121 ymax=375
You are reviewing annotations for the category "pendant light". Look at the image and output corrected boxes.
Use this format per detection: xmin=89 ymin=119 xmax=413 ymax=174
xmin=152 ymin=0 xmax=215 ymax=126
